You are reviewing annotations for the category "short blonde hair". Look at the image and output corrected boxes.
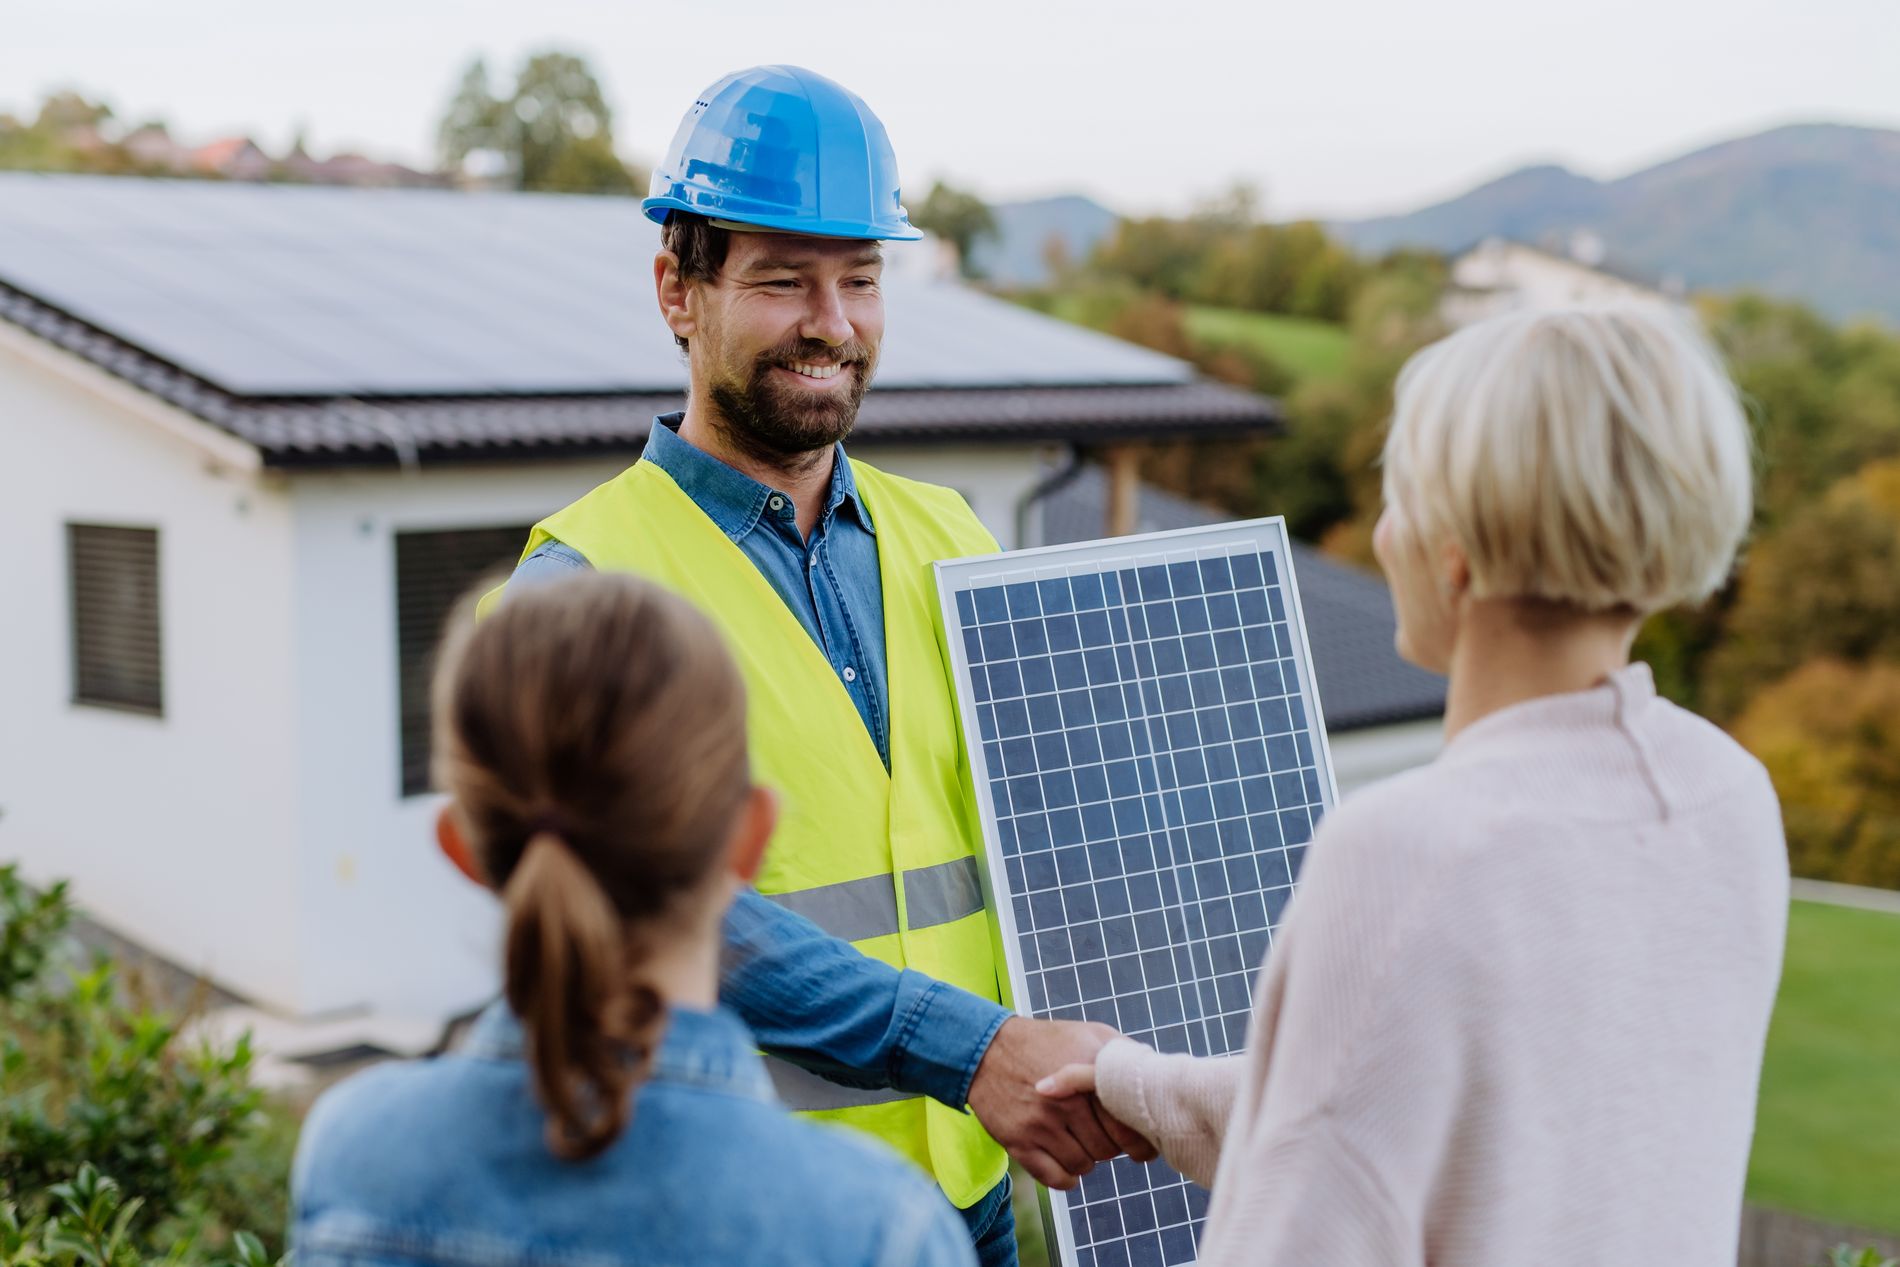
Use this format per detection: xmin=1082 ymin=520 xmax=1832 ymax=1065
xmin=1381 ymin=304 xmax=1753 ymax=613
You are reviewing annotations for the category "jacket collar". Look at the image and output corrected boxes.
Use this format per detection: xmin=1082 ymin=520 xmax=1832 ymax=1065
xmin=460 ymin=999 xmax=776 ymax=1104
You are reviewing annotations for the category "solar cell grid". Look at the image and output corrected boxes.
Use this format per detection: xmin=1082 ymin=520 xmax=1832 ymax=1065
xmin=937 ymin=521 xmax=1337 ymax=1267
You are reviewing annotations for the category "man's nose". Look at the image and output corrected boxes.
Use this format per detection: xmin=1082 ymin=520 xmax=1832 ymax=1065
xmin=799 ymin=284 xmax=854 ymax=348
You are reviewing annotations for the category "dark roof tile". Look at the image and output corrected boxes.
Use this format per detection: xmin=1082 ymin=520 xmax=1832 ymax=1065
xmin=1042 ymin=466 xmax=1446 ymax=732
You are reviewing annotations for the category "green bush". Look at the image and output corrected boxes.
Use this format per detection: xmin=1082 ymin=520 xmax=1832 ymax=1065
xmin=1816 ymin=1247 xmax=1898 ymax=1267
xmin=0 ymin=865 xmax=291 ymax=1263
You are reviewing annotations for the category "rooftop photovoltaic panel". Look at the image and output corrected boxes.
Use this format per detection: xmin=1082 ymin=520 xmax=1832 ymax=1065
xmin=934 ymin=520 xmax=1338 ymax=1267
xmin=0 ymin=173 xmax=1197 ymax=397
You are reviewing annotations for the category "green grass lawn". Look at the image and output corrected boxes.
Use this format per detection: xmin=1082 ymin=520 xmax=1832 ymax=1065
xmin=1748 ymin=899 xmax=1900 ymax=1232
xmin=1183 ymin=306 xmax=1351 ymax=383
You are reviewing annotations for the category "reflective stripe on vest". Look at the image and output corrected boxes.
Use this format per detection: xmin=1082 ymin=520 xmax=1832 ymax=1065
xmin=767 ymin=857 xmax=985 ymax=942
xmin=510 ymin=456 xmax=1010 ymax=1208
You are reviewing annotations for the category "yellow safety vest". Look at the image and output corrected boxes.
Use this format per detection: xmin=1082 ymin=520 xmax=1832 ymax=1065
xmin=509 ymin=457 xmax=1008 ymax=1208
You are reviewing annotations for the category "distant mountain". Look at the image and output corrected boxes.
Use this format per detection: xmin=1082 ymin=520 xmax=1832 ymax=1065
xmin=967 ymin=194 xmax=1120 ymax=288
xmin=1333 ymin=123 xmax=1900 ymax=323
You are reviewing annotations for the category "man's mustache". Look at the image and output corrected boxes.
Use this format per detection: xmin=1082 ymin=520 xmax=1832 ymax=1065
xmin=756 ymin=338 xmax=875 ymax=369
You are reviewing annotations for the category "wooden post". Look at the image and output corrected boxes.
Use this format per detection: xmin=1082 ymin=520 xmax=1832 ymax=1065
xmin=1105 ymin=445 xmax=1140 ymax=537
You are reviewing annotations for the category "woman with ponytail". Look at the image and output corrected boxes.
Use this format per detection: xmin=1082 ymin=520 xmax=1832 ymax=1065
xmin=291 ymin=573 xmax=975 ymax=1266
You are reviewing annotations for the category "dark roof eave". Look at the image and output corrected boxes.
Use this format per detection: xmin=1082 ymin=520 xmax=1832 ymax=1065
xmin=2 ymin=280 xmax=1281 ymax=468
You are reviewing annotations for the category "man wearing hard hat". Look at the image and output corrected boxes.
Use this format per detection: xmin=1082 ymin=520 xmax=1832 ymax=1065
xmin=503 ymin=67 xmax=1149 ymax=1264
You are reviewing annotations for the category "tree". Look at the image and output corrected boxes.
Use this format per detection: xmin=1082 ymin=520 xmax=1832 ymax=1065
xmin=436 ymin=52 xmax=638 ymax=194
xmin=1732 ymin=660 xmax=1900 ymax=889
xmin=1701 ymin=458 xmax=1900 ymax=720
xmin=910 ymin=181 xmax=997 ymax=278
xmin=436 ymin=58 xmax=507 ymax=180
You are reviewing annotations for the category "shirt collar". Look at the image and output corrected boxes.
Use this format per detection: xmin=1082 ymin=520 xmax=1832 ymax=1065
xmin=460 ymin=999 xmax=776 ymax=1104
xmin=641 ymin=413 xmax=875 ymax=542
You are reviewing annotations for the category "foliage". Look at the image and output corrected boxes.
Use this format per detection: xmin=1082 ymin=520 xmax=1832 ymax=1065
xmin=1087 ymin=198 xmax=1362 ymax=323
xmin=436 ymin=52 xmax=640 ymax=194
xmin=910 ymin=181 xmax=997 ymax=278
xmin=0 ymin=1164 xmax=278 ymax=1267
xmin=1815 ymin=1248 xmax=1898 ymax=1267
xmin=1730 ymin=661 xmax=1900 ymax=889
xmin=1701 ymin=460 xmax=1900 ymax=720
xmin=0 ymin=867 xmax=291 ymax=1262
xmin=1703 ymin=294 xmax=1900 ymax=525
xmin=0 ymin=93 xmax=171 ymax=178
xmin=1751 ymin=901 xmax=1900 ymax=1233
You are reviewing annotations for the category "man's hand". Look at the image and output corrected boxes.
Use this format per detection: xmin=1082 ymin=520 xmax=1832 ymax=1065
xmin=966 ymin=1017 xmax=1157 ymax=1189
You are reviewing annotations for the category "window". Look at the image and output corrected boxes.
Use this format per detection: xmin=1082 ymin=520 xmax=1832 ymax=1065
xmin=68 ymin=524 xmax=163 ymax=716
xmin=395 ymin=526 xmax=532 ymax=796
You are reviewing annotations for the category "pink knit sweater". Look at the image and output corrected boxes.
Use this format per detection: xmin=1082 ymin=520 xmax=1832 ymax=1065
xmin=1095 ymin=664 xmax=1788 ymax=1267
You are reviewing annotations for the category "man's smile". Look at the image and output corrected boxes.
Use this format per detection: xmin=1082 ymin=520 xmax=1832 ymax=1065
xmin=773 ymin=361 xmax=857 ymax=389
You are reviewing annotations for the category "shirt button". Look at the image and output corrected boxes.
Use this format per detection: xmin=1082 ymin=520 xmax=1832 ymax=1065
xmin=842 ymin=666 xmax=858 ymax=683
xmin=768 ymin=495 xmax=786 ymax=511
xmin=808 ymin=556 xmax=818 ymax=569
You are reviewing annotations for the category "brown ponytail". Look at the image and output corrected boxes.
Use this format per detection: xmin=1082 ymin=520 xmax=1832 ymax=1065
xmin=432 ymin=573 xmax=750 ymax=1161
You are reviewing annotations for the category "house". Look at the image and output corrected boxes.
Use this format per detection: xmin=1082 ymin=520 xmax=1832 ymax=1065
xmin=185 ymin=136 xmax=274 ymax=181
xmin=1442 ymin=235 xmax=1683 ymax=327
xmin=0 ymin=173 xmax=1280 ymax=1027
xmin=1041 ymin=468 xmax=1444 ymax=794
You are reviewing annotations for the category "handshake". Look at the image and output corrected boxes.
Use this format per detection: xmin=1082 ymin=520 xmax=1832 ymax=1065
xmin=965 ymin=1017 xmax=1159 ymax=1189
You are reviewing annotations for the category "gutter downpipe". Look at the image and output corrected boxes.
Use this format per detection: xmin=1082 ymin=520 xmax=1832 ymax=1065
xmin=1012 ymin=443 xmax=1085 ymax=551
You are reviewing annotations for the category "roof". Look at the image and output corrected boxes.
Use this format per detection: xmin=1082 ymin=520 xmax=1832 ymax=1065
xmin=0 ymin=173 xmax=1279 ymax=466
xmin=1042 ymin=466 xmax=1447 ymax=733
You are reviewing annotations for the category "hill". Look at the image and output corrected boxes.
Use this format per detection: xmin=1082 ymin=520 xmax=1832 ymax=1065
xmin=1334 ymin=123 xmax=1900 ymax=323
xmin=967 ymin=194 xmax=1120 ymax=288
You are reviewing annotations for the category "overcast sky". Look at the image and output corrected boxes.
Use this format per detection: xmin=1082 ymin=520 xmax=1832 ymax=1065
xmin=8 ymin=0 xmax=1898 ymax=220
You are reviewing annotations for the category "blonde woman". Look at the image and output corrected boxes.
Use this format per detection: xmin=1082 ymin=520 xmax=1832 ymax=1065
xmin=1040 ymin=305 xmax=1787 ymax=1266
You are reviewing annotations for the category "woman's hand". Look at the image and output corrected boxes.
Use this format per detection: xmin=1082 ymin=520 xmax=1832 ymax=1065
xmin=1036 ymin=1058 xmax=1159 ymax=1162
xmin=1035 ymin=1062 xmax=1098 ymax=1099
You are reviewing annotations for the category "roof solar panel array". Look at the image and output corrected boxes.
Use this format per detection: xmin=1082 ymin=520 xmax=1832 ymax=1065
xmin=936 ymin=521 xmax=1337 ymax=1267
xmin=0 ymin=173 xmax=1195 ymax=397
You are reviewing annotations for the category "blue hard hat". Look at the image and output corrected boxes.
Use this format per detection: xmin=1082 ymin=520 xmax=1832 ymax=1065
xmin=643 ymin=65 xmax=922 ymax=241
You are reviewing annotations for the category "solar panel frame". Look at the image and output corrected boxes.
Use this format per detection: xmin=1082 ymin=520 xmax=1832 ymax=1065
xmin=934 ymin=518 xmax=1339 ymax=1267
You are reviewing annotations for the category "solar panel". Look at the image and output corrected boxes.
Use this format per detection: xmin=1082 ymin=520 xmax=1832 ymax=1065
xmin=0 ymin=173 xmax=1198 ymax=397
xmin=934 ymin=519 xmax=1338 ymax=1267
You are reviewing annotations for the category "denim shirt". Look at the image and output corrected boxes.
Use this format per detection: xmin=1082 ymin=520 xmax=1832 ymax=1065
xmin=291 ymin=1002 xmax=976 ymax=1267
xmin=520 ymin=415 xmax=891 ymax=766
xmin=508 ymin=417 xmax=1010 ymax=1119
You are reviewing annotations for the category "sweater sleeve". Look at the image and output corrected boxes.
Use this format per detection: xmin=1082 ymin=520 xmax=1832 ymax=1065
xmin=1094 ymin=1040 xmax=1243 ymax=1188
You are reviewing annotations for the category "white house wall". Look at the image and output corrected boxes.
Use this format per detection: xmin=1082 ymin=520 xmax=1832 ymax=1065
xmin=858 ymin=440 xmax=1061 ymax=550
xmin=0 ymin=336 xmax=303 ymax=1007
xmin=285 ymin=456 xmax=629 ymax=1020
xmin=1328 ymin=719 xmax=1444 ymax=794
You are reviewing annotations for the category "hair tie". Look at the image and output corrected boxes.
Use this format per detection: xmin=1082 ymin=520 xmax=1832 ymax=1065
xmin=527 ymin=812 xmax=571 ymax=842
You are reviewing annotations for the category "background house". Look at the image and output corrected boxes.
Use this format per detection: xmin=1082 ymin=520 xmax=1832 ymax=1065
xmin=1042 ymin=469 xmax=1444 ymax=791
xmin=1441 ymin=235 xmax=1682 ymax=327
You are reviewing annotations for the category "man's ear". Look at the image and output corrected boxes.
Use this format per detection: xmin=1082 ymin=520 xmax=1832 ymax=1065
xmin=725 ymin=786 xmax=778 ymax=885
xmin=435 ymin=806 xmax=488 ymax=889
xmin=655 ymin=250 xmax=697 ymax=345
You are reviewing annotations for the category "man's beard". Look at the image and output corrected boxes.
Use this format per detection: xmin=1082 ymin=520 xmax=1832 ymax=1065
xmin=705 ymin=335 xmax=878 ymax=467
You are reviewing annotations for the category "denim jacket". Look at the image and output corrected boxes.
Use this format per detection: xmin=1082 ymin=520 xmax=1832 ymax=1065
xmin=291 ymin=1002 xmax=976 ymax=1267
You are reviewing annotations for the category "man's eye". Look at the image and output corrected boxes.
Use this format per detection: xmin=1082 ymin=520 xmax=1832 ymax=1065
xmin=765 ymin=279 xmax=799 ymax=290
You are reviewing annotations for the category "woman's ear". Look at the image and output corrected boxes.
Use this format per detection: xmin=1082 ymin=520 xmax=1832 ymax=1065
xmin=724 ymin=786 xmax=779 ymax=885
xmin=1439 ymin=539 xmax=1472 ymax=600
xmin=435 ymin=806 xmax=487 ymax=888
